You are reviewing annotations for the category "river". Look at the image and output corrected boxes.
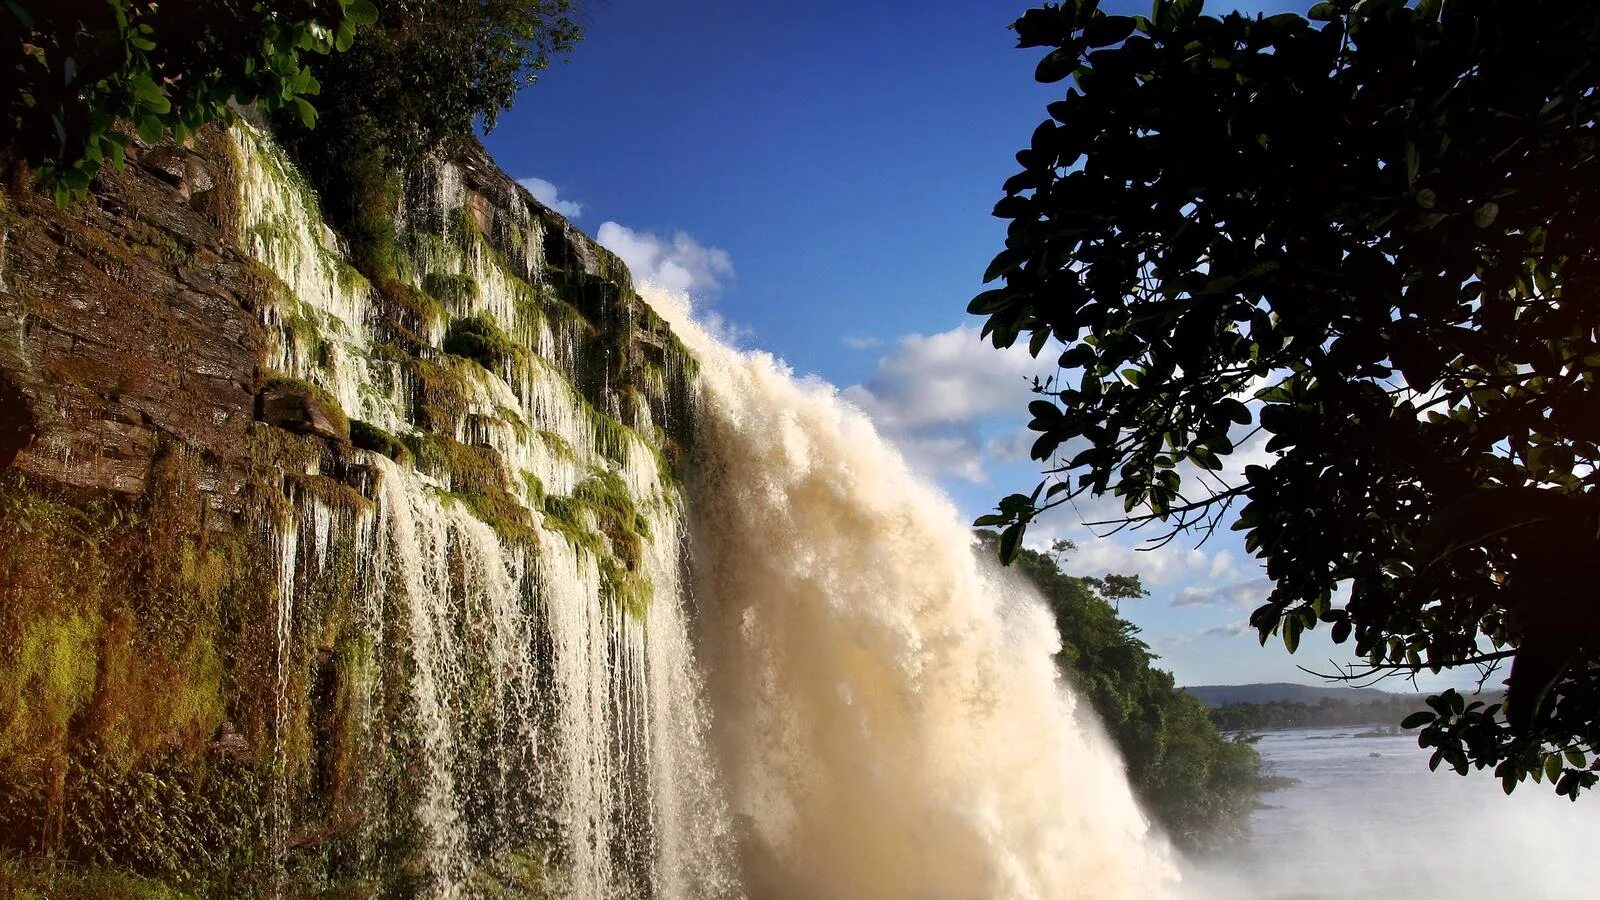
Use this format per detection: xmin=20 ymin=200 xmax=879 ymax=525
xmin=1187 ymin=726 xmax=1600 ymax=899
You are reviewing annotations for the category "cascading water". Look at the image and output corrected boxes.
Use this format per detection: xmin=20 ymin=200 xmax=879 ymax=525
xmin=651 ymin=287 xmax=1184 ymax=900
xmin=234 ymin=120 xmax=741 ymax=898
xmin=228 ymin=117 xmax=1186 ymax=899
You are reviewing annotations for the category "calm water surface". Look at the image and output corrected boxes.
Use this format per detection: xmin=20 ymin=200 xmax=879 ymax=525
xmin=1186 ymin=727 xmax=1600 ymax=899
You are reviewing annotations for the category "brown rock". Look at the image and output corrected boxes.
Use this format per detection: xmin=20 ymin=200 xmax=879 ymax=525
xmin=257 ymin=379 xmax=351 ymax=443
xmin=0 ymin=126 xmax=267 ymax=500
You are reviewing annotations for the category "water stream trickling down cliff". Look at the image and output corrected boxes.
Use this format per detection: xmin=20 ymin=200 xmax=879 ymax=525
xmin=0 ymin=122 xmax=1180 ymax=898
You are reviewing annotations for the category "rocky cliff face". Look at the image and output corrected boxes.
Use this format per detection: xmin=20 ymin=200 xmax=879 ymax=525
xmin=0 ymin=119 xmax=725 ymax=897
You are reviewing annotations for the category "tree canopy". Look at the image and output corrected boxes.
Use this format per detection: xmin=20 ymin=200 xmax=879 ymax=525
xmin=974 ymin=0 xmax=1600 ymax=797
xmin=2 ymin=0 xmax=378 ymax=205
xmin=273 ymin=0 xmax=581 ymax=279
xmin=978 ymin=533 xmax=1263 ymax=849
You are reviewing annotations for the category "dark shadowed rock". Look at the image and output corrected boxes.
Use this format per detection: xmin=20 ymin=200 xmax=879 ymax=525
xmin=210 ymin=722 xmax=250 ymax=762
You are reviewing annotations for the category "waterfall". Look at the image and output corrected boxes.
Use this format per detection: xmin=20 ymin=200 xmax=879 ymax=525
xmin=234 ymin=119 xmax=741 ymax=897
xmin=651 ymin=287 xmax=1184 ymax=900
xmin=227 ymin=120 xmax=1184 ymax=899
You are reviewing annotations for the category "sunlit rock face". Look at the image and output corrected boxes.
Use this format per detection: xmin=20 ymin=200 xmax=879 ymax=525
xmin=1 ymin=120 xmax=729 ymax=898
xmin=0 ymin=119 xmax=1178 ymax=900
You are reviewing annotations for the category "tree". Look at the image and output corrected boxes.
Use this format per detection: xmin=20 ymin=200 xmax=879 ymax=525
xmin=2 ymin=0 xmax=378 ymax=205
xmin=973 ymin=0 xmax=1600 ymax=797
xmin=273 ymin=0 xmax=581 ymax=277
xmin=978 ymin=532 xmax=1263 ymax=849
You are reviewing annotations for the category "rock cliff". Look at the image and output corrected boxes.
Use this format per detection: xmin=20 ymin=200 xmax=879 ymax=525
xmin=0 ymin=118 xmax=716 ymax=897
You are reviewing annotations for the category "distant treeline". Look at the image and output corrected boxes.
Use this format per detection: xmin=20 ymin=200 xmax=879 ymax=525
xmin=1210 ymin=695 xmax=1439 ymax=732
xmin=977 ymin=532 xmax=1263 ymax=852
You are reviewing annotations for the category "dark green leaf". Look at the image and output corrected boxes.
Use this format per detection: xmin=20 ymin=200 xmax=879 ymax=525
xmin=1400 ymin=711 xmax=1436 ymax=729
xmin=997 ymin=522 xmax=1027 ymax=564
xmin=346 ymin=0 xmax=379 ymax=25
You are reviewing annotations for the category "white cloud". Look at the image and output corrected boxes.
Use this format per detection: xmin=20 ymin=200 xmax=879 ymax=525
xmin=987 ymin=429 xmax=1037 ymax=463
xmin=842 ymin=334 xmax=885 ymax=350
xmin=1163 ymin=620 xmax=1255 ymax=649
xmin=1067 ymin=537 xmax=1212 ymax=587
xmin=839 ymin=326 xmax=1054 ymax=482
xmin=842 ymin=326 xmax=1047 ymax=432
xmin=517 ymin=176 xmax=583 ymax=219
xmin=1209 ymin=549 xmax=1238 ymax=580
xmin=898 ymin=435 xmax=988 ymax=484
xmin=1172 ymin=578 xmax=1271 ymax=609
xmin=1202 ymin=621 xmax=1255 ymax=639
xmin=596 ymin=222 xmax=734 ymax=296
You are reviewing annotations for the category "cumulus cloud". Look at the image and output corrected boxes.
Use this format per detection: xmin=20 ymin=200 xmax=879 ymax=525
xmin=1202 ymin=621 xmax=1256 ymax=639
xmin=839 ymin=326 xmax=1054 ymax=482
xmin=1172 ymin=578 xmax=1272 ymax=609
xmin=987 ymin=429 xmax=1037 ymax=463
xmin=596 ymin=222 xmax=734 ymax=296
xmin=843 ymin=326 xmax=1047 ymax=432
xmin=896 ymin=435 xmax=988 ymax=484
xmin=516 ymin=176 xmax=583 ymax=219
xmin=1068 ymin=537 xmax=1212 ymax=587
xmin=1209 ymin=549 xmax=1239 ymax=580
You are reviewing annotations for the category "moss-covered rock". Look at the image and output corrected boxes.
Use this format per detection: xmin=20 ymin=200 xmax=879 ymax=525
xmin=442 ymin=313 xmax=517 ymax=373
xmin=256 ymin=377 xmax=350 ymax=443
xmin=349 ymin=420 xmax=412 ymax=466
xmin=422 ymin=271 xmax=477 ymax=307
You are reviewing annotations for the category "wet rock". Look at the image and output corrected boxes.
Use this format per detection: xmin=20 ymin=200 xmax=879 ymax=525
xmin=0 ymin=125 xmax=266 ymax=499
xmin=257 ymin=378 xmax=350 ymax=443
xmin=0 ymin=371 xmax=35 ymax=468
xmin=210 ymin=722 xmax=250 ymax=761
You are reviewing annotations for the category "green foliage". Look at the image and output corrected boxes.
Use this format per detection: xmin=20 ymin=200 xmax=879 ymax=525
xmin=423 ymin=271 xmax=480 ymax=307
xmin=275 ymin=0 xmax=581 ymax=278
xmin=349 ymin=419 xmax=413 ymax=466
xmin=295 ymin=0 xmax=579 ymax=159
xmin=981 ymin=532 xmax=1262 ymax=849
xmin=978 ymin=0 xmax=1600 ymax=796
xmin=2 ymin=0 xmax=376 ymax=206
xmin=1209 ymin=694 xmax=1434 ymax=732
xmin=443 ymin=313 xmax=518 ymax=372
xmin=0 ymin=854 xmax=197 ymax=899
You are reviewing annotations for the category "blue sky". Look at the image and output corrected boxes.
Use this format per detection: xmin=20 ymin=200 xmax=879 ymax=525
xmin=484 ymin=0 xmax=1482 ymax=691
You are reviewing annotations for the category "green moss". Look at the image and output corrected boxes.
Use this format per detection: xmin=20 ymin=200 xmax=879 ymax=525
xmin=422 ymin=271 xmax=477 ymax=307
xmin=535 ymin=472 xmax=658 ymax=619
xmin=589 ymin=408 xmax=635 ymax=465
xmin=259 ymin=376 xmax=351 ymax=443
xmin=450 ymin=203 xmax=479 ymax=249
xmin=443 ymin=313 xmax=518 ymax=373
xmin=573 ymin=472 xmax=651 ymax=543
xmin=0 ymin=604 xmax=100 ymax=760
xmin=445 ymin=489 xmax=540 ymax=546
xmin=350 ymin=420 xmax=413 ymax=466
xmin=521 ymin=472 xmax=546 ymax=510
xmin=536 ymin=430 xmax=574 ymax=461
xmin=0 ymin=854 xmax=199 ymax=899
xmin=398 ymin=431 xmax=449 ymax=476
xmin=0 ymin=466 xmax=275 ymax=882
xmin=467 ymin=847 xmax=561 ymax=899
xmin=600 ymin=558 xmax=652 ymax=622
xmin=536 ymin=495 xmax=603 ymax=558
xmin=374 ymin=278 xmax=446 ymax=352
xmin=406 ymin=355 xmax=473 ymax=434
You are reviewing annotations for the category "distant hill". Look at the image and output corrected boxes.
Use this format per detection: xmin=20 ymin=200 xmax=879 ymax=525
xmin=1182 ymin=682 xmax=1414 ymax=708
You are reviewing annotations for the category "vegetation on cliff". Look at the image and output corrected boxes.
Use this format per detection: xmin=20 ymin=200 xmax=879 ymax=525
xmin=273 ymin=0 xmax=581 ymax=284
xmin=2 ymin=0 xmax=379 ymax=205
xmin=1209 ymin=695 xmax=1437 ymax=733
xmin=976 ymin=0 xmax=1600 ymax=798
xmin=978 ymin=532 xmax=1264 ymax=850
